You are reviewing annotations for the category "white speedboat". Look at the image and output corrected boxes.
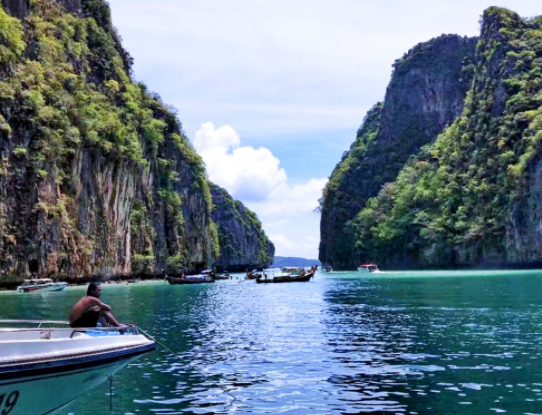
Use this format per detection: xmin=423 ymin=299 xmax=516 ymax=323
xmin=0 ymin=320 xmax=155 ymax=415
xmin=16 ymin=278 xmax=68 ymax=293
xmin=357 ymin=263 xmax=379 ymax=273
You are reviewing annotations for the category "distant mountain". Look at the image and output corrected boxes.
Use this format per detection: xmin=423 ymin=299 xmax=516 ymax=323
xmin=272 ymin=256 xmax=321 ymax=268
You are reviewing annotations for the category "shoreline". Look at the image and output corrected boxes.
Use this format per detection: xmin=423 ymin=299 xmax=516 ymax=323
xmin=0 ymin=274 xmax=166 ymax=291
xmin=0 ymin=278 xmax=170 ymax=293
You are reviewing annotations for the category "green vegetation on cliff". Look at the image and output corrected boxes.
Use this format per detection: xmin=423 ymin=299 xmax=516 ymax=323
xmin=352 ymin=8 xmax=542 ymax=268
xmin=0 ymin=0 xmax=266 ymax=281
xmin=210 ymin=183 xmax=274 ymax=272
xmin=320 ymin=34 xmax=477 ymax=269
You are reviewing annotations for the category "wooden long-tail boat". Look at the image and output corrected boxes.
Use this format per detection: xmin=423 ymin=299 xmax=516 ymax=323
xmin=256 ymin=266 xmax=317 ymax=284
xmin=245 ymin=272 xmax=262 ymax=280
xmin=213 ymin=274 xmax=231 ymax=280
xmin=166 ymin=275 xmax=215 ymax=285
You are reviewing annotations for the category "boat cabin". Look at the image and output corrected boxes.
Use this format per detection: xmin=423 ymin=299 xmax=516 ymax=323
xmin=18 ymin=278 xmax=54 ymax=287
xmin=358 ymin=264 xmax=379 ymax=272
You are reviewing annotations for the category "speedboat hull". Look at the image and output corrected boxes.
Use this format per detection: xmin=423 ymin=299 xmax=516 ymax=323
xmin=16 ymin=282 xmax=68 ymax=293
xmin=357 ymin=264 xmax=379 ymax=273
xmin=0 ymin=355 xmax=139 ymax=415
xmin=0 ymin=324 xmax=155 ymax=415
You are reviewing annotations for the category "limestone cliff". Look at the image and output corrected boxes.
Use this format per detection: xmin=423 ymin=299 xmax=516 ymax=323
xmin=319 ymin=34 xmax=477 ymax=269
xmin=2 ymin=0 xmax=81 ymax=18
xmin=210 ymin=183 xmax=274 ymax=272
xmin=339 ymin=8 xmax=542 ymax=269
xmin=0 ymin=0 xmax=231 ymax=281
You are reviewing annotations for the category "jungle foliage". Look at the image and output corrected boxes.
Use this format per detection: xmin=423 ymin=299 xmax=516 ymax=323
xmin=320 ymin=33 xmax=477 ymax=269
xmin=352 ymin=8 xmax=542 ymax=268
xmin=210 ymin=183 xmax=274 ymax=270
xmin=0 ymin=0 xmax=251 ymax=278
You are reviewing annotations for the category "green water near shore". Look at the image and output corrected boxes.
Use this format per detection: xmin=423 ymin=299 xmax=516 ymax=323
xmin=2 ymin=270 xmax=542 ymax=414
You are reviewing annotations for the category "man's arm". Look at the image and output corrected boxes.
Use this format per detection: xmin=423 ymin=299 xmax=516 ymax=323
xmin=87 ymin=297 xmax=112 ymax=312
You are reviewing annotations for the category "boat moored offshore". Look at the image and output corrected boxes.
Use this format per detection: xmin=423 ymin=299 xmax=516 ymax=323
xmin=256 ymin=266 xmax=317 ymax=284
xmin=357 ymin=264 xmax=379 ymax=273
xmin=0 ymin=320 xmax=155 ymax=415
xmin=16 ymin=279 xmax=68 ymax=293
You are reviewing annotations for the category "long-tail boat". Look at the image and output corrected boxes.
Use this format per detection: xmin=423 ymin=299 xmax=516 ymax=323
xmin=245 ymin=271 xmax=262 ymax=280
xmin=166 ymin=274 xmax=215 ymax=285
xmin=256 ymin=266 xmax=317 ymax=284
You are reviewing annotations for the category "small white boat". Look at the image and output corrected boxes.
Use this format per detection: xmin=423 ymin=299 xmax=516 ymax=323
xmin=323 ymin=266 xmax=333 ymax=272
xmin=16 ymin=278 xmax=68 ymax=293
xmin=0 ymin=320 xmax=155 ymax=415
xmin=357 ymin=263 xmax=379 ymax=273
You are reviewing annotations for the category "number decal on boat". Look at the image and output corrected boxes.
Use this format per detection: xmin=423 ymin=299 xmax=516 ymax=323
xmin=0 ymin=391 xmax=19 ymax=415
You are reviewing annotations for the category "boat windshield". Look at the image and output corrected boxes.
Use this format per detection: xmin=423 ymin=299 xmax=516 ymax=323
xmin=360 ymin=264 xmax=378 ymax=271
xmin=19 ymin=278 xmax=54 ymax=286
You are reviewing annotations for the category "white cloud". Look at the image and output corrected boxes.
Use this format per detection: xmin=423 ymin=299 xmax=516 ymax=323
xmin=194 ymin=123 xmax=327 ymax=258
xmin=109 ymin=0 xmax=542 ymax=138
xmin=193 ymin=122 xmax=287 ymax=201
xmin=253 ymin=178 xmax=328 ymax=217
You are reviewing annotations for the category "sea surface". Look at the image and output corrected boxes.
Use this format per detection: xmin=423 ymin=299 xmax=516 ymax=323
xmin=3 ymin=269 xmax=542 ymax=414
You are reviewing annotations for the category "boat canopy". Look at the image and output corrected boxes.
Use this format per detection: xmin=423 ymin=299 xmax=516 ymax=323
xmin=22 ymin=278 xmax=54 ymax=283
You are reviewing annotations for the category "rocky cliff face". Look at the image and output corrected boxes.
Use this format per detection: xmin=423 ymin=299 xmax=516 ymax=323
xmin=1 ymin=0 xmax=81 ymax=18
xmin=0 ymin=0 xmax=270 ymax=282
xmin=336 ymin=8 xmax=542 ymax=269
xmin=319 ymin=34 xmax=477 ymax=269
xmin=210 ymin=184 xmax=274 ymax=272
xmin=1 ymin=0 xmax=28 ymax=18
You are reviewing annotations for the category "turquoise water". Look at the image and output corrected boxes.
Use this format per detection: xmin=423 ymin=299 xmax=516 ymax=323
xmin=3 ymin=270 xmax=542 ymax=414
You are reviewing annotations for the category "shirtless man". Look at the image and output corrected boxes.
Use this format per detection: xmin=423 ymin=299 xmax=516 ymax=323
xmin=69 ymin=282 xmax=124 ymax=328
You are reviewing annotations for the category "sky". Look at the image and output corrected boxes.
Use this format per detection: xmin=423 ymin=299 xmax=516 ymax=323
xmin=108 ymin=0 xmax=541 ymax=259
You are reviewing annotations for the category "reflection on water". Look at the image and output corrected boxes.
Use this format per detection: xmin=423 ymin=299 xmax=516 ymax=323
xmin=2 ymin=270 xmax=542 ymax=414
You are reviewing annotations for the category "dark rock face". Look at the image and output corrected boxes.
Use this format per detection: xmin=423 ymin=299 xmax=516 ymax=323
xmin=1 ymin=0 xmax=81 ymax=18
xmin=322 ymin=7 xmax=542 ymax=270
xmin=508 ymin=154 xmax=542 ymax=265
xmin=399 ymin=9 xmax=542 ymax=269
xmin=319 ymin=34 xmax=477 ymax=270
xmin=1 ymin=0 xmax=28 ymax=18
xmin=0 ymin=0 xmax=270 ymax=283
xmin=210 ymin=184 xmax=274 ymax=272
xmin=63 ymin=0 xmax=82 ymax=13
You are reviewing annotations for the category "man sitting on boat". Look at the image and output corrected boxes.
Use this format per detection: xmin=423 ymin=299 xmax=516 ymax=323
xmin=69 ymin=282 xmax=124 ymax=328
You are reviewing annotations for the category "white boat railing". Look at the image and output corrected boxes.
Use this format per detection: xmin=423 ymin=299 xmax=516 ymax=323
xmin=0 ymin=319 xmax=70 ymax=328
xmin=0 ymin=320 xmax=140 ymax=335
